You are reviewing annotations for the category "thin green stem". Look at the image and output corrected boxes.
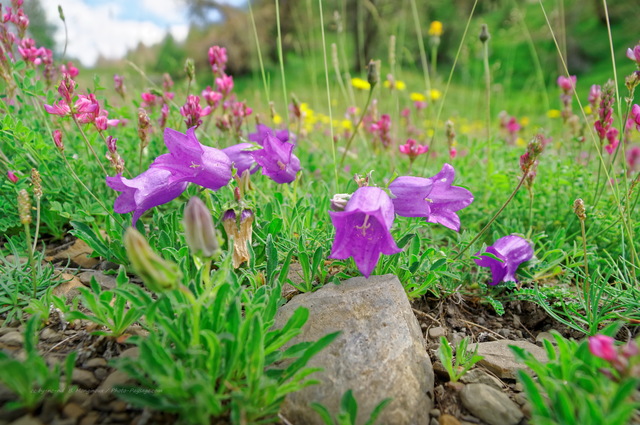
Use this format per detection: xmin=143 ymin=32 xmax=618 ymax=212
xmin=179 ymin=285 xmax=200 ymax=347
xmin=482 ymin=39 xmax=492 ymax=172
xmin=579 ymin=218 xmax=589 ymax=294
xmin=248 ymin=2 xmax=270 ymax=105
xmin=275 ymin=0 xmax=289 ymax=128
xmin=454 ymin=170 xmax=528 ymax=261
xmin=31 ymin=197 xmax=41 ymax=254
xmin=339 ymin=89 xmax=374 ymax=168
xmin=527 ymin=186 xmax=534 ymax=237
xmin=409 ymin=0 xmax=432 ymax=95
xmin=71 ymin=115 xmax=108 ymax=176
xmin=24 ymin=222 xmax=36 ymax=297
xmin=318 ymin=0 xmax=337 ymax=191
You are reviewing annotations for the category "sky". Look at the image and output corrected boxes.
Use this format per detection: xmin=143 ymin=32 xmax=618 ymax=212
xmin=43 ymin=0 xmax=245 ymax=67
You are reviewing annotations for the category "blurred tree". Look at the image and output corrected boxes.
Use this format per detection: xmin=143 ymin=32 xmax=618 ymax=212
xmin=153 ymin=33 xmax=187 ymax=77
xmin=23 ymin=0 xmax=57 ymax=50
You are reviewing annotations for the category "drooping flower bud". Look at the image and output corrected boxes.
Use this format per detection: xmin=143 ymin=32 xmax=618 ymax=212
xmin=367 ymin=59 xmax=380 ymax=88
xmin=124 ymin=227 xmax=181 ymax=293
xmin=330 ymin=193 xmax=352 ymax=212
xmin=479 ymin=24 xmax=490 ymax=43
xmin=53 ymin=129 xmax=64 ymax=151
xmin=183 ymin=197 xmax=219 ymax=259
xmin=222 ymin=209 xmax=254 ymax=268
xmin=138 ymin=108 xmax=151 ymax=150
xmin=573 ymin=198 xmax=586 ymax=221
xmin=7 ymin=170 xmax=18 ymax=183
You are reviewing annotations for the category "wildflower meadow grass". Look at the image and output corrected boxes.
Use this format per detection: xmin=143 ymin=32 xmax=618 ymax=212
xmin=0 ymin=0 xmax=639 ymax=424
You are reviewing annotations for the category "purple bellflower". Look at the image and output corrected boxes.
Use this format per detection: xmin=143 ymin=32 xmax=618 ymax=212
xmin=250 ymin=133 xmax=301 ymax=184
xmin=329 ymin=187 xmax=401 ymax=278
xmin=222 ymin=142 xmax=259 ymax=176
xmin=248 ymin=123 xmax=292 ymax=145
xmin=151 ymin=127 xmax=232 ymax=190
xmin=388 ymin=163 xmax=474 ymax=231
xmin=106 ymin=168 xmax=188 ymax=225
xmin=474 ymin=235 xmax=533 ymax=285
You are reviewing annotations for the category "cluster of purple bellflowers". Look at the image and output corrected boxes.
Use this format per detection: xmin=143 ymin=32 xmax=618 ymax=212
xmin=106 ymin=125 xmax=300 ymax=224
xmin=107 ymin=126 xmax=533 ymax=286
xmin=329 ymin=163 xmax=533 ymax=284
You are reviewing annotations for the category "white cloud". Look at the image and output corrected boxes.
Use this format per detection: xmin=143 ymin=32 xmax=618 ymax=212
xmin=45 ymin=0 xmax=189 ymax=67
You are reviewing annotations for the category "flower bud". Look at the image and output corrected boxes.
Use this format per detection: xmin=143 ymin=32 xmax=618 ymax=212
xmin=53 ymin=130 xmax=64 ymax=151
xmin=124 ymin=227 xmax=181 ymax=292
xmin=367 ymin=59 xmax=380 ymax=88
xmin=573 ymin=198 xmax=586 ymax=221
xmin=185 ymin=58 xmax=195 ymax=82
xmin=7 ymin=170 xmax=18 ymax=183
xmin=18 ymin=189 xmax=31 ymax=225
xmin=479 ymin=24 xmax=490 ymax=43
xmin=222 ymin=208 xmax=254 ymax=268
xmin=184 ymin=197 xmax=219 ymax=259
xmin=330 ymin=193 xmax=351 ymax=212
xmin=30 ymin=168 xmax=42 ymax=198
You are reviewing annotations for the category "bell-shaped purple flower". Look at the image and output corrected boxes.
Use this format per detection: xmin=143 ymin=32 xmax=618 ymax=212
xmin=222 ymin=142 xmax=259 ymax=176
xmin=474 ymin=235 xmax=533 ymax=285
xmin=250 ymin=133 xmax=301 ymax=184
xmin=389 ymin=163 xmax=473 ymax=231
xmin=152 ymin=127 xmax=232 ymax=190
xmin=329 ymin=187 xmax=402 ymax=278
xmin=248 ymin=123 xmax=291 ymax=145
xmin=106 ymin=168 xmax=188 ymax=224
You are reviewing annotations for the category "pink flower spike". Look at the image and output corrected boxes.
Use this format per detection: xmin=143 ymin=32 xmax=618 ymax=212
xmin=208 ymin=45 xmax=227 ymax=75
xmin=53 ymin=130 xmax=64 ymax=151
xmin=604 ymin=128 xmax=619 ymax=154
xmin=7 ymin=170 xmax=18 ymax=183
xmin=589 ymin=335 xmax=617 ymax=362
xmin=60 ymin=61 xmax=79 ymax=77
xmin=215 ymin=74 xmax=234 ymax=97
xmin=557 ymin=75 xmax=577 ymax=92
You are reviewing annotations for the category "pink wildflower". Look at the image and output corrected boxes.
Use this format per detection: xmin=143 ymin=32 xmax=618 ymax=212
xmin=180 ymin=95 xmax=211 ymax=128
xmin=370 ymin=114 xmax=392 ymax=148
xmin=589 ymin=335 xmax=618 ymax=362
xmin=630 ymin=104 xmax=640 ymax=131
xmin=588 ymin=85 xmax=601 ymax=111
xmin=557 ymin=75 xmax=577 ymax=92
xmin=60 ymin=61 xmax=79 ymax=77
xmin=627 ymin=43 xmax=640 ymax=66
xmin=7 ymin=170 xmax=18 ymax=183
xmin=53 ymin=130 xmax=63 ymax=151
xmin=216 ymin=74 xmax=234 ymax=97
xmin=627 ymin=146 xmax=640 ymax=172
xmin=141 ymin=92 xmax=159 ymax=109
xmin=398 ymin=139 xmax=428 ymax=159
xmin=114 ymin=74 xmax=126 ymax=98
xmin=604 ymin=128 xmax=619 ymax=154
xmin=202 ymin=86 xmax=222 ymax=109
xmin=17 ymin=38 xmax=44 ymax=64
xmin=208 ymin=45 xmax=227 ymax=76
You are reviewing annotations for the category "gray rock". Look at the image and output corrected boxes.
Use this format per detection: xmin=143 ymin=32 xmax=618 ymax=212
xmin=0 ymin=331 xmax=23 ymax=346
xmin=476 ymin=340 xmax=548 ymax=379
xmin=459 ymin=369 xmax=503 ymax=390
xmin=84 ymin=358 xmax=107 ymax=368
xmin=72 ymin=368 xmax=99 ymax=389
xmin=275 ymin=275 xmax=434 ymax=425
xmin=0 ymin=327 xmax=17 ymax=337
xmin=535 ymin=331 xmax=557 ymax=345
xmin=40 ymin=328 xmax=63 ymax=343
xmin=460 ymin=383 xmax=523 ymax=425
xmin=92 ymin=370 xmax=136 ymax=406
xmin=428 ymin=326 xmax=446 ymax=339
xmin=7 ymin=416 xmax=44 ymax=425
xmin=78 ymin=271 xmax=116 ymax=290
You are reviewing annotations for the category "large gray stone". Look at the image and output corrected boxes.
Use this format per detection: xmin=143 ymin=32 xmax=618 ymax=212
xmin=476 ymin=340 xmax=548 ymax=379
xmin=274 ymin=274 xmax=434 ymax=425
xmin=460 ymin=383 xmax=523 ymax=425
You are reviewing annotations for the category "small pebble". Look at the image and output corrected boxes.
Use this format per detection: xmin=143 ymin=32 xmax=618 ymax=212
xmin=429 ymin=327 xmax=446 ymax=339
xmin=84 ymin=358 xmax=107 ymax=368
xmin=429 ymin=409 xmax=441 ymax=418
xmin=0 ymin=331 xmax=23 ymax=346
xmin=62 ymin=402 xmax=86 ymax=420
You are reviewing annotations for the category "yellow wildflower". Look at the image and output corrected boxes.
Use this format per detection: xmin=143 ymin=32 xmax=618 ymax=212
xmin=410 ymin=92 xmax=426 ymax=102
xmin=341 ymin=119 xmax=353 ymax=131
xmin=428 ymin=21 xmax=443 ymax=37
xmin=519 ymin=116 xmax=530 ymax=127
xmin=429 ymin=89 xmax=442 ymax=101
xmin=383 ymin=80 xmax=406 ymax=90
xmin=272 ymin=114 xmax=282 ymax=125
xmin=351 ymin=77 xmax=371 ymax=90
xmin=516 ymin=137 xmax=526 ymax=147
xmin=547 ymin=109 xmax=562 ymax=119
xmin=584 ymin=105 xmax=592 ymax=115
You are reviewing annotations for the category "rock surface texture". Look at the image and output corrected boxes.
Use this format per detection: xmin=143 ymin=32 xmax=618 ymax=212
xmin=475 ymin=340 xmax=548 ymax=379
xmin=274 ymin=274 xmax=434 ymax=425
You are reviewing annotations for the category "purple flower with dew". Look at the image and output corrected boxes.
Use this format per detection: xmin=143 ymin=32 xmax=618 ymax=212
xmin=329 ymin=187 xmax=401 ymax=278
xmin=222 ymin=142 xmax=259 ymax=176
xmin=106 ymin=168 xmax=188 ymax=225
xmin=389 ymin=163 xmax=474 ymax=232
xmin=250 ymin=133 xmax=300 ymax=184
xmin=474 ymin=235 xmax=533 ymax=285
xmin=152 ymin=127 xmax=232 ymax=190
xmin=248 ymin=123 xmax=291 ymax=146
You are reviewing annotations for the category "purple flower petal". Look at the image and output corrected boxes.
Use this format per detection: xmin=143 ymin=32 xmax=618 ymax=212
xmin=152 ymin=127 xmax=232 ymax=190
xmin=389 ymin=163 xmax=473 ymax=231
xmin=251 ymin=134 xmax=300 ymax=184
xmin=329 ymin=187 xmax=401 ymax=278
xmin=222 ymin=142 xmax=259 ymax=175
xmin=474 ymin=235 xmax=533 ymax=285
xmin=248 ymin=123 xmax=291 ymax=145
xmin=106 ymin=168 xmax=188 ymax=225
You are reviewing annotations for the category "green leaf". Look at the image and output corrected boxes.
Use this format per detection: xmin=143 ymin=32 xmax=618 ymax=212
xmin=339 ymin=390 xmax=358 ymax=424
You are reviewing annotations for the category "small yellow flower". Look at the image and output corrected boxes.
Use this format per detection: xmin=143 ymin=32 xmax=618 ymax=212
xmin=272 ymin=114 xmax=282 ymax=125
xmin=427 ymin=128 xmax=435 ymax=137
xmin=584 ymin=105 xmax=592 ymax=115
xmin=519 ymin=116 xmax=530 ymax=127
xmin=410 ymin=92 xmax=426 ymax=102
xmin=429 ymin=89 xmax=442 ymax=101
xmin=351 ymin=77 xmax=371 ymax=90
xmin=516 ymin=137 xmax=526 ymax=147
xmin=547 ymin=109 xmax=562 ymax=119
xmin=428 ymin=21 xmax=443 ymax=37
xmin=341 ymin=119 xmax=353 ymax=131
xmin=383 ymin=80 xmax=406 ymax=90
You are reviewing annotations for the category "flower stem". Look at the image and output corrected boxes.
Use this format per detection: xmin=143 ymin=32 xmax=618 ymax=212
xmin=527 ymin=186 xmax=534 ymax=237
xmin=482 ymin=39 xmax=492 ymax=173
xmin=339 ymin=88 xmax=373 ymax=168
xmin=71 ymin=115 xmax=109 ymax=176
xmin=23 ymin=222 xmax=37 ymax=298
xmin=31 ymin=196 xmax=41 ymax=254
xmin=454 ymin=170 xmax=528 ymax=260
